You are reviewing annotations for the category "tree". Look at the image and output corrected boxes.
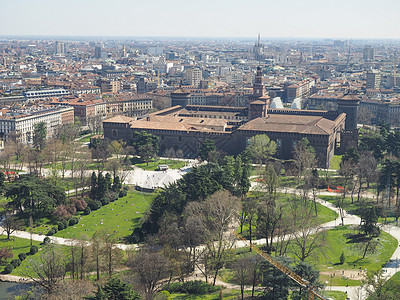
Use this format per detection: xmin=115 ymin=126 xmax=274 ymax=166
xmin=261 ymin=256 xmax=294 ymax=300
xmin=232 ymin=255 xmax=254 ymax=300
xmin=138 ymin=144 xmax=157 ymax=166
xmin=86 ymin=277 xmax=140 ymax=300
xmin=128 ymin=250 xmax=169 ymax=300
xmin=291 ymin=261 xmax=322 ymax=300
xmin=26 ymin=244 xmax=67 ymax=293
xmin=189 ymin=190 xmax=241 ymax=285
xmin=6 ymin=175 xmax=66 ymax=218
xmin=365 ymin=269 xmax=400 ymax=300
xmin=289 ymin=199 xmax=326 ymax=262
xmin=198 ymin=139 xmax=216 ymax=161
xmin=33 ymin=122 xmax=47 ymax=151
xmin=360 ymin=207 xmax=380 ymax=237
xmin=293 ymin=138 xmax=316 ymax=183
xmin=1 ymin=207 xmax=22 ymax=239
xmin=246 ymin=134 xmax=277 ymax=165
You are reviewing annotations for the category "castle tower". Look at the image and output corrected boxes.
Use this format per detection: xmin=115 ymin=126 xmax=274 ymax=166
xmin=171 ymin=88 xmax=190 ymax=107
xmin=253 ymin=66 xmax=264 ymax=98
xmin=249 ymin=66 xmax=269 ymax=120
xmin=337 ymin=93 xmax=360 ymax=130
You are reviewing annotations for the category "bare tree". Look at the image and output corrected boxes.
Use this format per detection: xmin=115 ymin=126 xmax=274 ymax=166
xmin=26 ymin=244 xmax=67 ymax=293
xmin=129 ymin=250 xmax=169 ymax=300
xmin=289 ymin=199 xmax=326 ymax=262
xmin=1 ymin=207 xmax=21 ymax=239
xmin=196 ymin=190 xmax=241 ymax=285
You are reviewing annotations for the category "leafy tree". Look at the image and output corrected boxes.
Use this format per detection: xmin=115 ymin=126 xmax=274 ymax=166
xmin=246 ymin=134 xmax=277 ymax=165
xmin=33 ymin=122 xmax=47 ymax=151
xmin=6 ymin=175 xmax=66 ymax=217
xmin=91 ymin=172 xmax=98 ymax=199
xmin=360 ymin=207 xmax=380 ymax=237
xmin=198 ymin=139 xmax=216 ymax=161
xmin=131 ymin=131 xmax=160 ymax=154
xmin=86 ymin=278 xmax=140 ymax=300
xmin=112 ymin=176 xmax=122 ymax=192
xmin=291 ymin=261 xmax=322 ymax=300
xmin=138 ymin=144 xmax=157 ymax=166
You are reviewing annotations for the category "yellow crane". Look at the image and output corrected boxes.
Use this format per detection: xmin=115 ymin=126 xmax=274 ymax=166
xmin=233 ymin=232 xmax=327 ymax=300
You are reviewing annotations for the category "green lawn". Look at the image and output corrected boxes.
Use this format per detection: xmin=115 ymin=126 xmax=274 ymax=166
xmin=330 ymin=155 xmax=342 ymax=170
xmin=318 ymin=195 xmax=375 ymax=217
xmin=0 ymin=236 xmax=41 ymax=274
xmin=53 ymin=190 xmax=155 ymax=241
xmin=133 ymin=158 xmax=186 ymax=171
xmin=322 ymin=291 xmax=348 ymax=300
xmin=305 ymin=226 xmax=397 ymax=274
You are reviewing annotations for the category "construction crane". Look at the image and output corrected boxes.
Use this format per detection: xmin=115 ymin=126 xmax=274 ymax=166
xmin=233 ymin=232 xmax=327 ymax=300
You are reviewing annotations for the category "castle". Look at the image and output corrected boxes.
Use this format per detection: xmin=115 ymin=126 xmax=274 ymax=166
xmin=103 ymin=67 xmax=358 ymax=168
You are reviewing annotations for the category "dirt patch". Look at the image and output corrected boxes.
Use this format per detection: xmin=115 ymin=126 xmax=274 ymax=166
xmin=320 ymin=269 xmax=366 ymax=280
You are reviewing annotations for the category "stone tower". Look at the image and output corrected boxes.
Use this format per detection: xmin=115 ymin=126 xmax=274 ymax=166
xmin=171 ymin=88 xmax=190 ymax=107
xmin=337 ymin=93 xmax=360 ymax=130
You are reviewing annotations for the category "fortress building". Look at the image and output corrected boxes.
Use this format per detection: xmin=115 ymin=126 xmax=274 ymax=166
xmin=103 ymin=67 xmax=357 ymax=168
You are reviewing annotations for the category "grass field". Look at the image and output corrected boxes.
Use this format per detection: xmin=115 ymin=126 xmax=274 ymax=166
xmin=169 ymin=289 xmax=251 ymax=299
xmin=0 ymin=236 xmax=41 ymax=275
xmin=133 ymin=158 xmax=186 ymax=171
xmin=330 ymin=155 xmax=342 ymax=170
xmin=305 ymin=226 xmax=397 ymax=274
xmin=53 ymin=190 xmax=155 ymax=241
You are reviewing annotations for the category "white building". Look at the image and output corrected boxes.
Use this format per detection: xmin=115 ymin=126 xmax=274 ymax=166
xmin=0 ymin=106 xmax=74 ymax=145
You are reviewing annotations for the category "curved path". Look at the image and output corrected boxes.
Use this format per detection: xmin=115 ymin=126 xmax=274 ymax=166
xmin=1 ymin=182 xmax=399 ymax=299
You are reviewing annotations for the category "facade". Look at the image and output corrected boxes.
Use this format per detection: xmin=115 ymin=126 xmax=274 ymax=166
xmin=285 ymin=78 xmax=316 ymax=101
xmin=366 ymin=70 xmax=381 ymax=89
xmin=23 ymin=89 xmax=70 ymax=100
xmin=55 ymin=41 xmax=66 ymax=56
xmin=185 ymin=68 xmax=203 ymax=86
xmin=0 ymin=106 xmax=74 ymax=145
xmin=363 ymin=46 xmax=375 ymax=61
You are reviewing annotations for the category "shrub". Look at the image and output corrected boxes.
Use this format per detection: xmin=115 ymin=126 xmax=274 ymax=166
xmin=0 ymin=247 xmax=13 ymax=264
xmin=83 ymin=206 xmax=91 ymax=215
xmin=30 ymin=245 xmax=38 ymax=255
xmin=52 ymin=226 xmax=58 ymax=233
xmin=47 ymin=228 xmax=56 ymax=236
xmin=106 ymin=191 xmax=118 ymax=202
xmin=119 ymin=190 xmax=127 ymax=198
xmin=58 ymin=222 xmax=66 ymax=231
xmin=53 ymin=204 xmax=76 ymax=220
xmin=11 ymin=259 xmax=21 ymax=268
xmin=4 ymin=264 xmax=14 ymax=274
xmin=88 ymin=200 xmax=102 ymax=211
xmin=43 ymin=237 xmax=51 ymax=245
xmin=100 ymin=197 xmax=110 ymax=206
xmin=69 ymin=217 xmax=79 ymax=226
xmin=163 ymin=281 xmax=221 ymax=295
xmin=72 ymin=198 xmax=87 ymax=211
xmin=18 ymin=253 xmax=27 ymax=261
xmin=123 ymin=186 xmax=129 ymax=191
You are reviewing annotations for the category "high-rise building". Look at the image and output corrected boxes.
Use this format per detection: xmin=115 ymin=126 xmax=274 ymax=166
xmin=363 ymin=46 xmax=375 ymax=61
xmin=94 ymin=46 xmax=102 ymax=59
xmin=55 ymin=41 xmax=66 ymax=56
xmin=185 ymin=68 xmax=203 ymax=86
xmin=366 ymin=70 xmax=381 ymax=89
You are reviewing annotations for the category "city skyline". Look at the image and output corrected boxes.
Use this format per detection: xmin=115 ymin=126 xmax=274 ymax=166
xmin=1 ymin=0 xmax=400 ymax=40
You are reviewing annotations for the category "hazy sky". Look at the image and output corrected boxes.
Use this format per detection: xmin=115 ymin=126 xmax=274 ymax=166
xmin=1 ymin=0 xmax=399 ymax=39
